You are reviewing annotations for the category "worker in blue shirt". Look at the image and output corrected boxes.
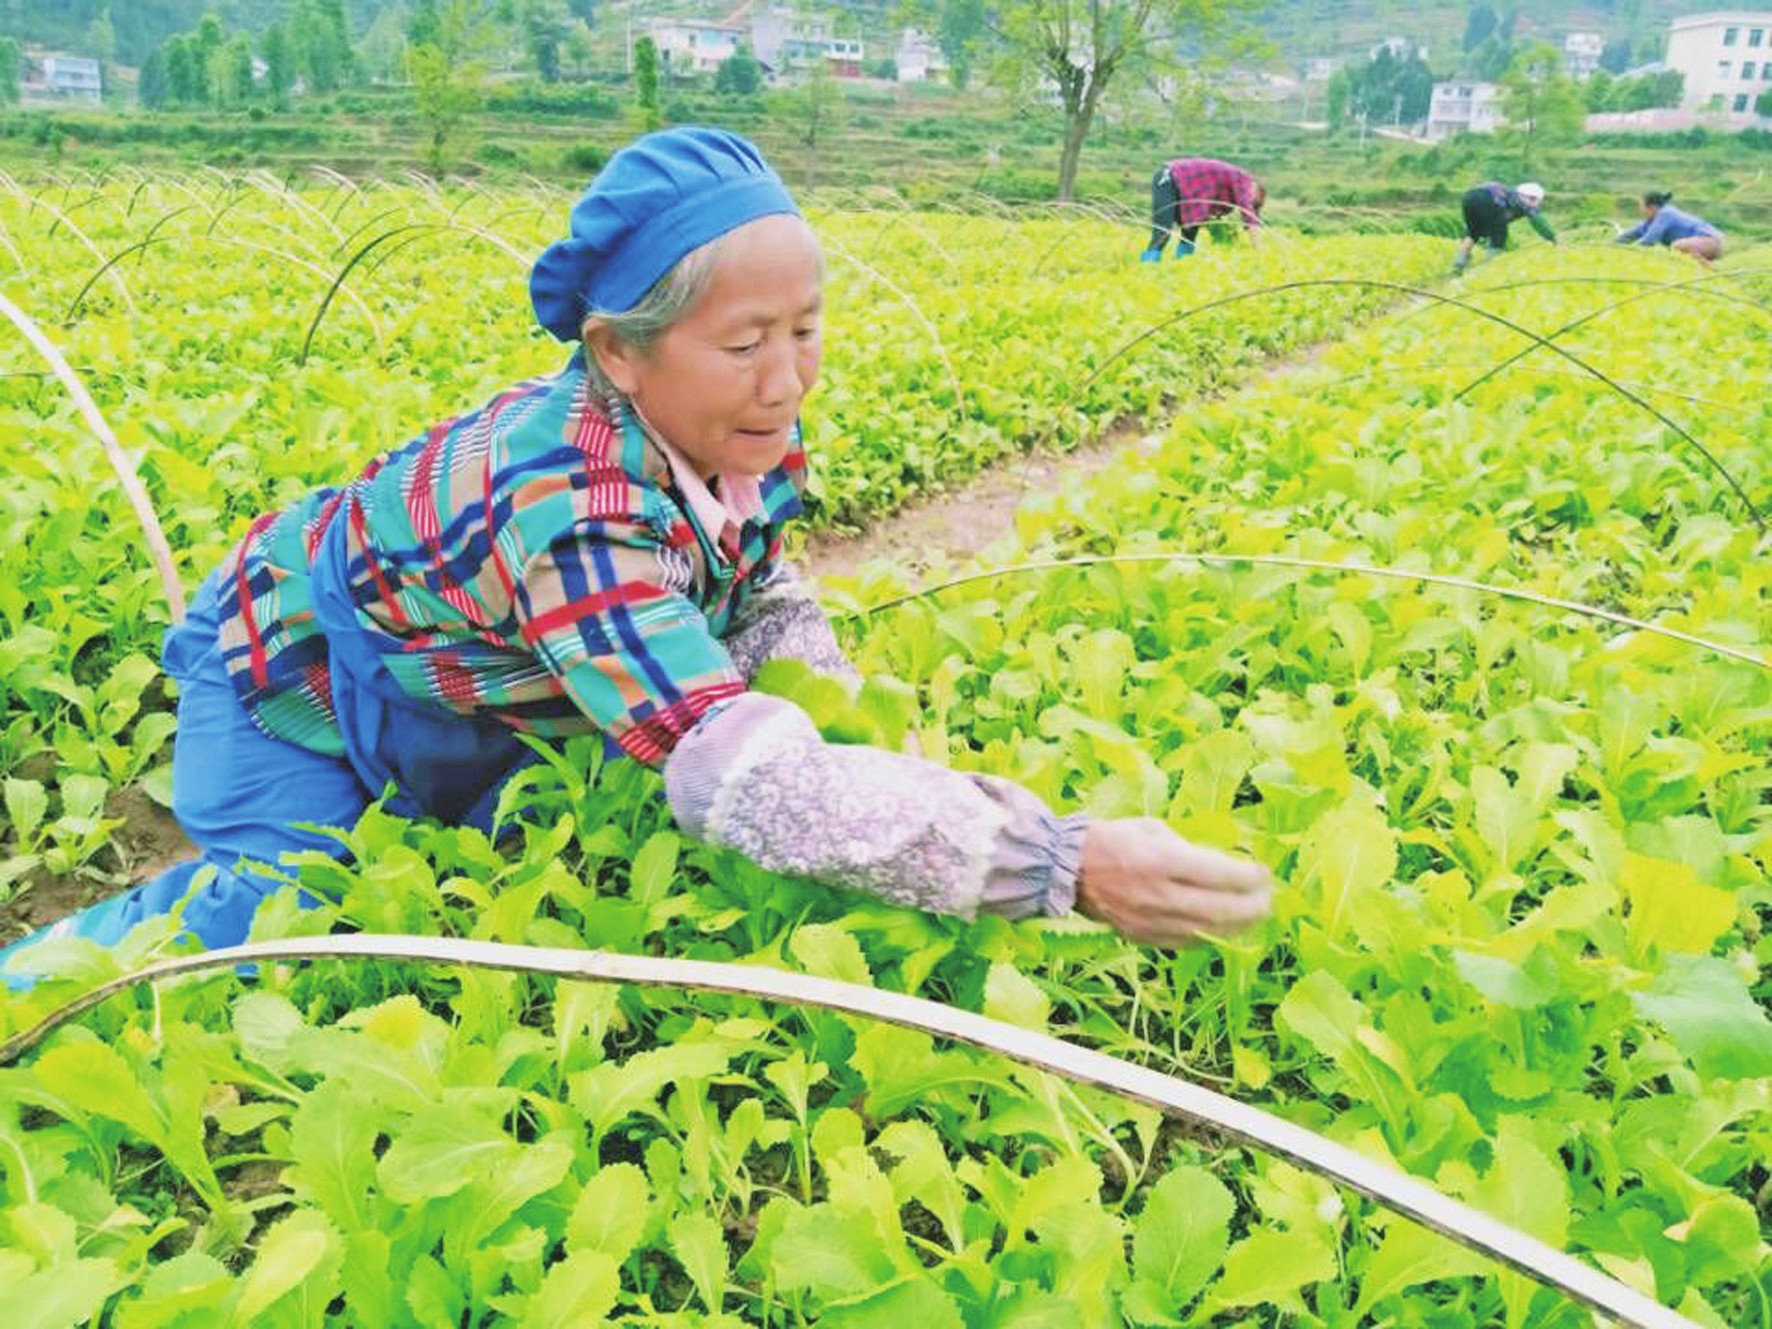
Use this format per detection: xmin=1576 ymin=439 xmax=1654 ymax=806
xmin=1616 ymin=191 xmax=1724 ymax=264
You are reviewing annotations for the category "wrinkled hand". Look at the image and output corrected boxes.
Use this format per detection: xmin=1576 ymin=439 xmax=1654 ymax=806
xmin=1076 ymin=818 xmax=1272 ymax=947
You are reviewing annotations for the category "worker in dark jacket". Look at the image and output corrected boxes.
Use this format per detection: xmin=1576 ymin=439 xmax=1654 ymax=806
xmin=1453 ymin=181 xmax=1557 ymax=273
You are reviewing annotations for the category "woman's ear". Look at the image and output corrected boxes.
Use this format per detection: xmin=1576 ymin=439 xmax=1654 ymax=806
xmin=583 ymin=319 xmax=641 ymax=396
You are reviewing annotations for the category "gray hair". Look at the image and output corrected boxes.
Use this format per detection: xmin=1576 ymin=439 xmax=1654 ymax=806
xmin=579 ymin=231 xmax=733 ymax=401
xmin=579 ymin=219 xmax=824 ymax=403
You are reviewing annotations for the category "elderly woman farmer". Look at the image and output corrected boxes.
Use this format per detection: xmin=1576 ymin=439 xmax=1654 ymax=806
xmin=1616 ymin=190 xmax=1724 ymax=264
xmin=2 ymin=128 xmax=1271 ymax=988
xmin=1453 ymin=181 xmax=1557 ymax=274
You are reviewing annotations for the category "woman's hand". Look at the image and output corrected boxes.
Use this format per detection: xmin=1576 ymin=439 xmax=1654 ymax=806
xmin=1076 ymin=818 xmax=1272 ymax=946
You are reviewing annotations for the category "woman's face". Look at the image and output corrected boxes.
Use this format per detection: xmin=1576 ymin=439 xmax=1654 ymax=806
xmin=1641 ymin=199 xmax=1658 ymax=218
xmin=595 ymin=214 xmax=824 ymax=479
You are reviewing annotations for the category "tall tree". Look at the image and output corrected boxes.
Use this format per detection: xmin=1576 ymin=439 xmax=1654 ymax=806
xmin=715 ymin=44 xmax=763 ymax=97
xmin=138 ymin=45 xmax=169 ymax=107
xmin=990 ymin=0 xmax=1245 ymax=202
xmin=937 ymin=0 xmax=987 ymax=89
xmin=88 ymin=7 xmax=117 ymax=100
xmin=213 ymin=33 xmax=254 ymax=108
xmin=409 ymin=0 xmax=444 ymax=49
xmin=408 ymin=0 xmax=491 ymax=171
xmin=0 ymin=35 xmax=19 ymax=106
xmin=192 ymin=11 xmax=225 ymax=98
xmin=1462 ymin=3 xmax=1498 ymax=52
xmin=632 ymin=34 xmax=660 ymax=131
xmin=292 ymin=0 xmax=353 ymax=92
xmin=262 ymin=22 xmax=296 ymax=107
xmin=524 ymin=0 xmax=573 ymax=83
xmin=165 ymin=35 xmax=203 ymax=105
xmin=1499 ymin=41 xmax=1584 ymax=148
xmin=1328 ymin=45 xmax=1435 ymax=131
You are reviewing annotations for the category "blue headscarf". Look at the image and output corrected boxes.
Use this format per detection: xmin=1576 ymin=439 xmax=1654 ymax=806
xmin=529 ymin=126 xmax=799 ymax=341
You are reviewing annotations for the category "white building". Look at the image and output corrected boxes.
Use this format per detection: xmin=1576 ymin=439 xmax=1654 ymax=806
xmin=642 ymin=18 xmax=744 ymax=76
xmin=751 ymin=6 xmax=865 ymax=76
xmin=1665 ymin=11 xmax=1772 ymax=119
xmin=894 ymin=27 xmax=948 ymax=83
xmin=24 ymin=53 xmax=103 ymax=106
xmin=1427 ymin=81 xmax=1503 ymax=138
xmin=1371 ymin=36 xmax=1426 ymax=61
xmin=1564 ymin=31 xmax=1604 ymax=78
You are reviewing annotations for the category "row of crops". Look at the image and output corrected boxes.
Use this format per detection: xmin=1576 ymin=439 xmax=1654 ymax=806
xmin=1 ymin=172 xmax=1768 ymax=1327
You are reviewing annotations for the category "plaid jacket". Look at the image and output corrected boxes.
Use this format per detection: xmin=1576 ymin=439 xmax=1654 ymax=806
xmin=1163 ymin=158 xmax=1264 ymax=230
xmin=213 ymin=349 xmax=806 ymax=768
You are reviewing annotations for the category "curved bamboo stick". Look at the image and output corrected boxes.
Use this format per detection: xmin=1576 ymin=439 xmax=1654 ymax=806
xmin=0 ymin=933 xmax=1699 ymax=1329
xmin=843 ymin=551 xmax=1767 ymax=669
xmin=0 ymin=292 xmax=185 ymax=621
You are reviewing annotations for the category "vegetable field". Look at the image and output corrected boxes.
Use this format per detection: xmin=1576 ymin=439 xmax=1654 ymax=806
xmin=1 ymin=172 xmax=1769 ymax=1328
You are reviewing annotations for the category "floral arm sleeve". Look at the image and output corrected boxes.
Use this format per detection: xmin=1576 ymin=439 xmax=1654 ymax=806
xmin=665 ymin=692 xmax=1089 ymax=920
xmin=721 ymin=560 xmax=860 ymax=689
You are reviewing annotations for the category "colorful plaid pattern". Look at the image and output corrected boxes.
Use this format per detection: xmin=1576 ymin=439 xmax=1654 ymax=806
xmin=213 ymin=349 xmax=807 ymax=767
xmin=1162 ymin=158 xmax=1263 ymax=231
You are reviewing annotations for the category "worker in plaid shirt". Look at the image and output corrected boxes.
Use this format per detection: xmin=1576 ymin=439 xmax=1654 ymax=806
xmin=1140 ymin=157 xmax=1266 ymax=260
xmin=4 ymin=129 xmax=1271 ymax=987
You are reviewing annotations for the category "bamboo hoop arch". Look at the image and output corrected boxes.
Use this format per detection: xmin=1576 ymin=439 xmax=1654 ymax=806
xmin=0 ymin=933 xmax=1699 ymax=1329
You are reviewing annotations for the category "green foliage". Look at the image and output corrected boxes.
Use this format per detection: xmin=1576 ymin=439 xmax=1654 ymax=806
xmin=0 ymin=36 xmax=19 ymax=106
xmin=1499 ymin=41 xmax=1586 ymax=148
xmin=1328 ymin=46 xmax=1435 ymax=132
xmin=632 ymin=34 xmax=660 ymax=132
xmin=522 ymin=0 xmax=573 ymax=84
xmin=715 ymin=44 xmax=763 ymax=99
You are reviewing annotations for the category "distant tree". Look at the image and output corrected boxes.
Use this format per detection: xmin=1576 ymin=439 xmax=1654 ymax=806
xmin=1758 ymin=87 xmax=1772 ymax=117
xmin=192 ymin=12 xmax=225 ymax=100
xmin=1467 ymin=9 xmax=1515 ymax=78
xmin=165 ymin=35 xmax=203 ymax=105
xmin=411 ymin=45 xmax=483 ymax=171
xmin=213 ymin=33 xmax=254 ymax=108
xmin=88 ymin=8 xmax=117 ymax=99
xmin=566 ymin=0 xmax=595 ymax=22
xmin=1599 ymin=37 xmax=1632 ymax=74
xmin=1584 ymin=68 xmax=1613 ymax=111
xmin=1328 ymin=46 xmax=1434 ymax=131
xmin=293 ymin=0 xmax=353 ymax=92
xmin=263 ymin=22 xmax=296 ymax=106
xmin=633 ymin=34 xmax=660 ymax=130
xmin=1463 ymin=2 xmax=1498 ymax=51
xmin=985 ymin=0 xmax=1252 ymax=202
xmin=936 ymin=0 xmax=986 ymax=89
xmin=1325 ymin=65 xmax=1349 ymax=127
xmin=409 ymin=0 xmax=444 ymax=49
xmin=318 ymin=0 xmax=357 ymax=82
xmin=138 ymin=45 xmax=169 ymax=107
xmin=408 ymin=2 xmax=493 ymax=170
xmin=1500 ymin=41 xmax=1584 ymax=145
xmin=564 ymin=25 xmax=594 ymax=77
xmin=786 ymin=57 xmax=847 ymax=171
xmin=715 ymin=44 xmax=763 ymax=97
xmin=524 ymin=0 xmax=573 ymax=83
xmin=0 ymin=36 xmax=19 ymax=106
xmin=1607 ymin=68 xmax=1681 ymax=110
xmin=358 ymin=8 xmax=410 ymax=83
